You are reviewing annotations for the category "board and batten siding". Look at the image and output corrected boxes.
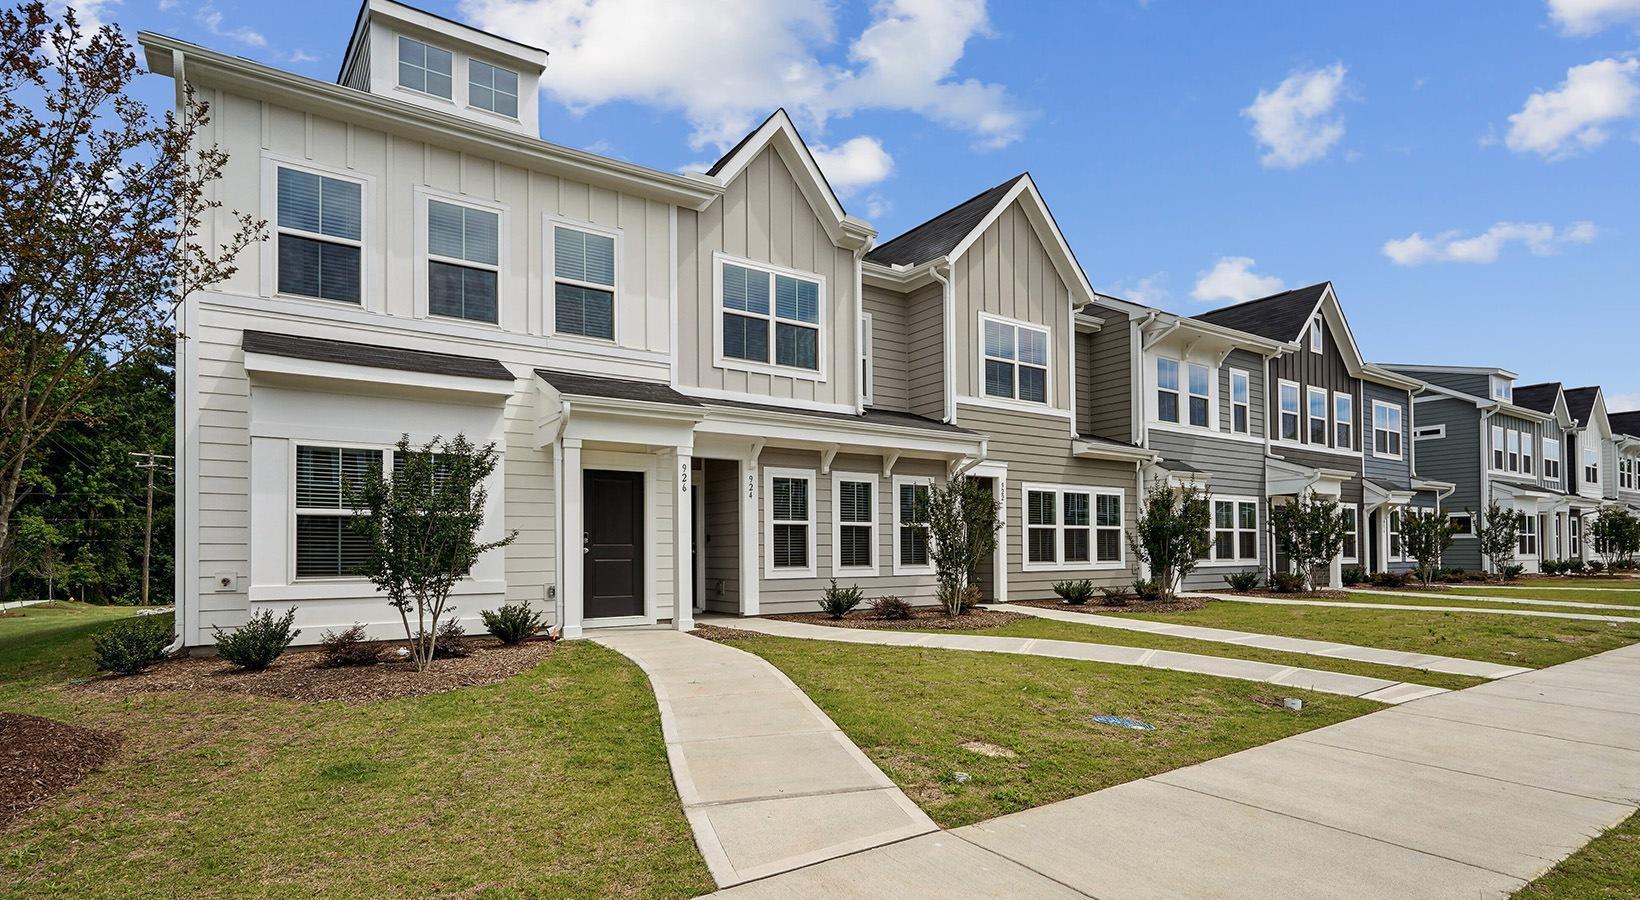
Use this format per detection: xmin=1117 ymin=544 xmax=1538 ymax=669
xmin=675 ymin=146 xmax=858 ymax=407
xmin=1079 ymin=317 xmax=1133 ymax=442
xmin=1266 ymin=316 xmax=1360 ymax=454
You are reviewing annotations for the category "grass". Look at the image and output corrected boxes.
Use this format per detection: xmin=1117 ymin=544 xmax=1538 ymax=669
xmin=709 ymin=628 xmax=1381 ymax=829
xmin=0 ymin=603 xmax=713 ymax=899
xmin=1341 ymin=590 xmax=1640 ymax=617
xmin=1515 ymin=809 xmax=1640 ymax=899
xmin=1412 ymin=585 xmax=1640 ymax=606
xmin=1107 ymin=600 xmax=1640 ymax=669
xmin=949 ymin=616 xmax=1486 ymax=691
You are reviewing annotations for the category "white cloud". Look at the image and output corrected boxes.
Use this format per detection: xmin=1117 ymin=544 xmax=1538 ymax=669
xmin=457 ymin=0 xmax=1024 ymax=153
xmin=1505 ymin=57 xmax=1639 ymax=158
xmin=1107 ymin=272 xmax=1169 ymax=306
xmin=1192 ymin=257 xmax=1285 ymax=304
xmin=1242 ymin=63 xmax=1349 ymax=168
xmin=1606 ymin=390 xmax=1640 ymax=411
xmin=1382 ymin=221 xmax=1599 ymax=265
xmin=285 ymin=49 xmax=319 ymax=64
xmin=809 ymin=135 xmax=894 ymax=195
xmin=859 ymin=192 xmax=892 ymax=219
xmin=196 ymin=5 xmax=266 ymax=47
xmin=1547 ymin=0 xmax=1640 ymax=35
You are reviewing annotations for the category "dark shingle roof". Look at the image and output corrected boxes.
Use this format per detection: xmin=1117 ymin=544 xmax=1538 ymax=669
xmin=1159 ymin=457 xmax=1204 ymax=474
xmin=1512 ymin=382 xmax=1563 ymax=415
xmin=1564 ymin=387 xmax=1601 ymax=424
xmin=865 ymin=174 xmax=1027 ymax=267
xmin=704 ymin=398 xmax=974 ymax=434
xmin=242 ymin=330 xmax=513 ymax=380
xmin=1609 ymin=410 xmax=1640 ymax=438
xmin=535 ymin=370 xmax=702 ymax=407
xmin=706 ymin=109 xmax=780 ymax=177
xmin=1191 ymin=282 xmax=1331 ymax=343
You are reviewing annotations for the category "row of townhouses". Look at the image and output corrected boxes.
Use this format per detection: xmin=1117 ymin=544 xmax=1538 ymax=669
xmin=144 ymin=2 xmax=1640 ymax=648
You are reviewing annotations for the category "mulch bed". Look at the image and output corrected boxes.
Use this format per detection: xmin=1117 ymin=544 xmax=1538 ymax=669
xmin=1222 ymin=589 xmax=1349 ymax=600
xmin=1010 ymin=597 xmax=1206 ymax=614
xmin=764 ymin=606 xmax=1027 ymax=631
xmin=1 ymin=713 xmax=122 ymax=831
xmin=74 ymin=637 xmax=557 ymax=704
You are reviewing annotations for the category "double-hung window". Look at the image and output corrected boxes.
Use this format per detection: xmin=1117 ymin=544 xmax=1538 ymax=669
xmin=1570 ymin=514 xmax=1582 ymax=555
xmin=1621 ymin=457 xmax=1636 ymax=491
xmin=1333 ymin=392 xmax=1353 ymax=449
xmin=1210 ymin=499 xmax=1259 ymax=562
xmin=398 ymin=36 xmax=452 ymax=99
xmin=1388 ymin=508 xmax=1404 ymax=560
xmin=1025 ymin=485 xmax=1120 ymax=568
xmin=1026 ymin=489 xmax=1057 ymax=565
xmin=1522 ymin=433 xmax=1535 ymax=476
xmin=1308 ymin=387 xmax=1329 ymax=445
xmin=1492 ymin=425 xmax=1507 ymax=471
xmin=1156 ymin=358 xmax=1180 ymax=423
xmin=894 ymin=478 xmax=932 ymax=573
xmin=983 ymin=316 xmax=1049 ymax=403
xmin=1491 ymin=376 xmax=1512 ymax=402
xmin=427 ymin=199 xmax=500 ymax=324
xmin=1373 ymin=401 xmax=1403 ymax=458
xmin=294 ymin=445 xmax=378 ymax=578
xmin=1230 ymin=369 xmax=1250 ymax=434
xmin=1544 ymin=439 xmax=1562 ymax=480
xmin=721 ymin=260 xmax=821 ymax=372
xmin=833 ymin=474 xmax=876 ymax=573
xmin=1279 ymin=381 xmax=1300 ymax=441
xmin=859 ymin=314 xmax=874 ymax=404
xmin=766 ymin=470 xmax=814 ymax=577
xmin=1507 ymin=430 xmax=1521 ymax=473
xmin=1186 ymin=363 xmax=1212 ymax=428
xmin=276 ymin=167 xmax=362 ymax=304
xmin=1517 ymin=512 xmax=1538 ymax=556
xmin=1584 ymin=447 xmax=1600 ymax=485
xmin=468 ymin=59 xmax=519 ymax=117
xmin=552 ymin=223 xmax=616 ymax=340
xmin=1340 ymin=503 xmax=1359 ymax=562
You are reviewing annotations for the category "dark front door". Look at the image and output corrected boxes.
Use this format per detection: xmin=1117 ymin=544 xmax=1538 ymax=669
xmin=585 ymin=470 xmax=645 ymax=619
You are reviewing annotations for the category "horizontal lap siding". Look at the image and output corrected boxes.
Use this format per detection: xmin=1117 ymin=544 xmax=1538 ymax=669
xmin=905 ymin=282 xmax=946 ymax=420
xmin=863 ymin=284 xmax=910 ymax=411
xmin=1412 ymin=398 xmax=1483 ymax=569
xmin=1149 ymin=430 xmax=1266 ymax=589
xmin=1080 ymin=320 xmax=1133 ymax=442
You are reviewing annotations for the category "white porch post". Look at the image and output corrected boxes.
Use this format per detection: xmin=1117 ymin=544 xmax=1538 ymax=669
xmin=561 ymin=438 xmax=585 ymax=639
xmin=739 ymin=453 xmax=760 ymax=616
xmin=673 ymin=445 xmax=695 ymax=631
xmin=1374 ymin=508 xmax=1390 ymax=574
xmin=1328 ymin=548 xmax=1344 ymax=588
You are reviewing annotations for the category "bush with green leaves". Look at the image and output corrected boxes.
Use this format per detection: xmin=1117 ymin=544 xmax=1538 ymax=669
xmin=1268 ymin=571 xmax=1307 ymax=593
xmin=1125 ymin=479 xmax=1211 ymax=601
xmin=1566 ymin=558 xmax=1586 ymax=574
xmin=1473 ymin=501 xmax=1519 ymax=578
xmin=319 ymin=624 xmax=379 ymax=668
xmin=1542 ymin=560 xmax=1565 ymax=576
xmin=1099 ymin=585 xmax=1129 ymax=606
xmin=1500 ymin=564 xmax=1526 ymax=581
xmin=1369 ymin=570 xmax=1409 ymax=589
xmin=1615 ymin=559 xmax=1638 ymax=571
xmin=922 ymin=476 xmax=1003 ymax=616
xmin=1401 ymin=509 xmax=1456 ymax=585
xmin=872 ymin=595 xmax=912 ymax=620
xmin=91 ymin=614 xmax=174 ymax=675
xmin=818 ymin=579 xmax=864 ymax=619
xmin=1132 ymin=579 xmax=1162 ymax=601
xmin=432 ymin=618 xmax=470 ymax=659
xmin=1340 ymin=566 xmax=1366 ymax=586
xmin=481 ymin=600 xmax=545 ymax=645
xmin=1269 ymin=494 xmax=1350 ymax=591
xmin=212 ymin=607 xmax=299 ymax=671
xmin=1222 ymin=571 xmax=1260 ymax=592
xmin=1052 ymin=579 xmax=1096 ymax=605
xmin=937 ymin=582 xmax=981 ymax=616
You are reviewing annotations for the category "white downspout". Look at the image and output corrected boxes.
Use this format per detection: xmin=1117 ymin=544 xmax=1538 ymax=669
xmin=164 ymin=47 xmax=190 ymax=656
xmin=931 ymin=263 xmax=956 ymax=424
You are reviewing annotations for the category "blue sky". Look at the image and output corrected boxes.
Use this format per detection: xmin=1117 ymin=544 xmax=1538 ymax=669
xmin=105 ymin=0 xmax=1640 ymax=406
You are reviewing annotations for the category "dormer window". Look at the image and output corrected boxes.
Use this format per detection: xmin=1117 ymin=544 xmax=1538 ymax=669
xmin=398 ymin=36 xmax=453 ymax=100
xmin=468 ymin=59 xmax=519 ymax=118
xmin=1491 ymin=376 xmax=1512 ymax=402
xmin=1309 ymin=315 xmax=1323 ymax=354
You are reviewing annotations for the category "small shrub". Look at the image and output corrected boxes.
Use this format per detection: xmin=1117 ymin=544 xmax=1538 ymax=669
xmin=818 ymin=579 xmax=865 ymax=619
xmin=938 ymin=583 xmax=981 ymax=616
xmin=1566 ymin=558 xmax=1586 ymax=574
xmin=1614 ymin=559 xmax=1637 ymax=572
xmin=1052 ymin=579 xmax=1096 ymax=605
xmin=1369 ymin=571 xmax=1409 ymax=589
xmin=213 ymin=607 xmax=300 ymax=671
xmin=1132 ymin=579 xmax=1162 ymax=601
xmin=1268 ymin=572 xmax=1307 ymax=593
xmin=1464 ymin=570 xmax=1490 ymax=582
xmin=872 ymin=595 xmax=913 ymax=620
xmin=481 ymin=600 xmax=545 ymax=645
xmin=92 ymin=614 xmax=174 ymax=675
xmin=1340 ymin=566 xmax=1366 ymax=587
xmin=1099 ymin=585 xmax=1129 ymax=606
xmin=1499 ymin=564 xmax=1526 ymax=581
xmin=1222 ymin=571 xmax=1261 ymax=592
xmin=319 ymin=624 xmax=379 ymax=668
xmin=432 ymin=618 xmax=471 ymax=659
xmin=1585 ymin=560 xmax=1605 ymax=574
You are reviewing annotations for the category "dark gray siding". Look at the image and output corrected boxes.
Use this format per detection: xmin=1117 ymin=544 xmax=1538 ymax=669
xmin=1150 ymin=429 xmax=1265 ymax=589
xmin=1398 ymin=370 xmax=1490 ymax=397
xmin=1411 ymin=396 xmax=1483 ymax=570
xmin=1080 ymin=319 xmax=1133 ymax=442
xmin=1221 ymin=348 xmax=1267 ymax=440
xmin=1363 ymin=381 xmax=1412 ymax=488
xmin=1267 ymin=315 xmax=1360 ymax=453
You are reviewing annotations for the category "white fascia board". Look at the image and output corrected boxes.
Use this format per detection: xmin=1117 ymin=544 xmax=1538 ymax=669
xmin=694 ymin=411 xmax=982 ymax=459
xmin=1378 ymin=363 xmax=1521 ymax=379
xmin=1074 ymin=440 xmax=1160 ymax=464
xmin=243 ymin=351 xmax=516 ymax=399
xmin=705 ymin=110 xmax=872 ymax=250
xmin=366 ymin=0 xmax=550 ymax=70
xmin=946 ymin=176 xmax=1097 ymax=304
xmin=1150 ymin=314 xmax=1291 ymax=356
xmin=861 ymin=258 xmax=943 ymax=292
xmin=1360 ymin=363 xmax=1425 ymax=393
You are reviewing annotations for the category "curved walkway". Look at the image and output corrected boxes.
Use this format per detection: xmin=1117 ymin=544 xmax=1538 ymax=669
xmin=1343 ymin=587 xmax=1639 ymax=612
xmin=590 ymin=629 xmax=935 ymax=888
xmin=995 ymin=603 xmax=1529 ymax=679
xmin=710 ymin=615 xmax=1446 ymax=704
xmin=1189 ymin=591 xmax=1640 ymax=623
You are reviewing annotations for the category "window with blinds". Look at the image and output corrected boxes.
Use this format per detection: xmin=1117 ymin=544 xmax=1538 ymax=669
xmin=468 ymin=59 xmax=519 ymax=117
xmin=295 ymin=445 xmax=378 ymax=578
xmin=398 ymin=36 xmax=453 ymax=98
xmin=835 ymin=477 xmax=875 ymax=571
xmin=553 ymin=225 xmax=616 ymax=340
xmin=770 ymin=475 xmax=811 ymax=571
xmin=983 ymin=316 xmax=1048 ymax=404
xmin=721 ymin=261 xmax=821 ymax=371
xmin=428 ymin=199 xmax=500 ymax=324
xmin=277 ymin=167 xmax=362 ymax=304
xmin=895 ymin=480 xmax=931 ymax=570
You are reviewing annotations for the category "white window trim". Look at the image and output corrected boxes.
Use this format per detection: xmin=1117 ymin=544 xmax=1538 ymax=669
xmin=1339 ymin=502 xmax=1359 ymax=563
xmin=1543 ymin=437 xmax=1561 ymax=480
xmin=1517 ymin=511 xmax=1539 ymax=558
xmin=712 ymin=251 xmax=829 ymax=383
xmin=465 ymin=57 xmax=521 ymax=121
xmin=892 ymin=475 xmax=935 ymax=576
xmin=1333 ymin=391 xmax=1354 ymax=451
xmin=1491 ymin=375 xmax=1512 ymax=402
xmin=259 ymin=154 xmax=376 ymax=312
xmin=1278 ymin=379 xmax=1301 ymax=443
xmin=1184 ymin=361 xmax=1216 ymax=430
xmin=1155 ymin=355 xmax=1181 ymax=425
xmin=831 ymin=471 xmax=878 ymax=576
xmin=1414 ymin=424 xmax=1446 ymax=440
xmin=1201 ymin=495 xmax=1261 ymax=566
xmin=1372 ymin=400 xmax=1404 ymax=461
xmin=1522 ymin=432 xmax=1535 ymax=476
xmin=1584 ymin=446 xmax=1600 ymax=486
xmin=859 ymin=312 xmax=874 ymax=405
xmin=1309 ymin=314 xmax=1324 ymax=354
xmin=289 ymin=442 xmax=386 ymax=584
xmin=413 ymin=186 xmax=509 ymax=327
xmin=1448 ymin=511 xmax=1475 ymax=539
xmin=395 ymin=34 xmax=456 ymax=103
xmin=978 ymin=311 xmax=1052 ymax=406
xmin=764 ymin=466 xmax=817 ymax=579
xmin=543 ymin=214 xmax=623 ymax=344
xmin=1020 ymin=483 xmax=1124 ymax=572
xmin=1229 ymin=368 xmax=1251 ymax=434
xmin=1307 ymin=386 xmax=1330 ymax=447
xmin=1491 ymin=425 xmax=1508 ymax=473
xmin=1506 ymin=429 xmax=1521 ymax=473
xmin=1388 ymin=506 xmax=1407 ymax=562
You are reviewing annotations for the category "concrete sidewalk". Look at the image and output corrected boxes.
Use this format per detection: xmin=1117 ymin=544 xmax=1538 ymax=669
xmin=717 ymin=641 xmax=1640 ymax=899
xmin=1190 ymin=590 xmax=1640 ymax=623
xmin=590 ymin=630 xmax=934 ymax=888
xmin=993 ymin=602 xmax=1530 ymax=679
xmin=711 ymin=615 xmax=1446 ymax=704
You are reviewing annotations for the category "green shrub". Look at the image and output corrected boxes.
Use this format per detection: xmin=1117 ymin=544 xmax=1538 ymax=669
xmin=432 ymin=619 xmax=471 ymax=658
xmin=1268 ymin=572 xmax=1307 ymax=593
xmin=1369 ymin=571 xmax=1409 ymax=589
xmin=872 ymin=595 xmax=913 ymax=620
xmin=481 ymin=600 xmax=545 ymax=645
xmin=1099 ymin=585 xmax=1129 ymax=606
xmin=937 ymin=583 xmax=981 ymax=616
xmin=818 ymin=579 xmax=865 ymax=619
xmin=1052 ymin=579 xmax=1096 ymax=605
xmin=1132 ymin=579 xmax=1162 ymax=601
xmin=319 ymin=624 xmax=379 ymax=668
xmin=1222 ymin=571 xmax=1260 ymax=592
xmin=1500 ymin=564 xmax=1526 ymax=580
xmin=1340 ymin=566 xmax=1366 ymax=586
xmin=213 ymin=607 xmax=300 ymax=671
xmin=1566 ymin=558 xmax=1586 ymax=574
xmin=1614 ymin=559 xmax=1637 ymax=571
xmin=91 ymin=614 xmax=173 ymax=675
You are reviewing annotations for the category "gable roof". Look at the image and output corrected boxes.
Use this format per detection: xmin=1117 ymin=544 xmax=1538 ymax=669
xmin=702 ymin=109 xmax=873 ymax=251
xmin=1191 ymin=283 xmax=1331 ymax=343
xmin=1512 ymin=382 xmax=1563 ymax=415
xmin=1610 ymin=410 xmax=1640 ymax=439
xmin=865 ymin=174 xmax=1026 ymax=267
xmin=1565 ymin=386 xmax=1601 ymax=424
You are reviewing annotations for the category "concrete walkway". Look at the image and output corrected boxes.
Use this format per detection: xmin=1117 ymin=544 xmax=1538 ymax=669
xmin=589 ymin=630 xmax=935 ymax=888
xmin=1190 ymin=590 xmax=1640 ymax=623
xmin=718 ymin=641 xmax=1640 ymax=898
xmin=994 ymin=602 xmax=1531 ymax=679
xmin=1343 ymin=587 xmax=1640 ymax=612
xmin=710 ymin=615 xmax=1446 ymax=704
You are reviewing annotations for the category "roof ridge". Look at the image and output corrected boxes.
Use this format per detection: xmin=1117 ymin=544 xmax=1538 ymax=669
xmin=865 ymin=173 xmax=1027 ymax=265
xmin=1194 ymin=280 xmax=1330 ymax=317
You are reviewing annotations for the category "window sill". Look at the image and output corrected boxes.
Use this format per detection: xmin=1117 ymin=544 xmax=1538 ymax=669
xmin=251 ymin=578 xmax=504 ymax=603
xmin=1021 ymin=561 xmax=1126 ymax=573
xmin=834 ymin=565 xmax=878 ymax=577
xmin=891 ymin=564 xmax=935 ymax=577
xmin=1195 ymin=559 xmax=1260 ymax=568
xmin=764 ymin=568 xmax=818 ymax=580
xmin=716 ymin=356 xmax=826 ymax=384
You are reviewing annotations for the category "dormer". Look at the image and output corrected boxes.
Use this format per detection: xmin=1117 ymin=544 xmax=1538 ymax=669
xmin=337 ymin=0 xmax=548 ymax=137
xmin=1490 ymin=374 xmax=1514 ymax=404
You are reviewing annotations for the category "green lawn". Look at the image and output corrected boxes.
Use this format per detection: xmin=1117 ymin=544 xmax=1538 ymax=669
xmin=1343 ymin=590 xmax=1640 ymax=617
xmin=707 ymin=628 xmax=1381 ymax=829
xmin=1 ymin=603 xmax=712 ymax=899
xmin=1415 ymin=585 xmax=1640 ymax=606
xmin=1518 ymin=578 xmax=1640 ymax=589
xmin=1108 ymin=601 xmax=1640 ymax=669
xmin=1516 ymin=809 xmax=1640 ymax=899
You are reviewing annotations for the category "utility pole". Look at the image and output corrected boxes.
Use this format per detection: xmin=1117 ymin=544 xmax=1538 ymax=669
xmin=129 ymin=451 xmax=174 ymax=605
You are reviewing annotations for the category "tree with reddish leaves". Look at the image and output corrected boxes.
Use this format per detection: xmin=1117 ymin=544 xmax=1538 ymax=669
xmin=0 ymin=2 xmax=263 ymax=557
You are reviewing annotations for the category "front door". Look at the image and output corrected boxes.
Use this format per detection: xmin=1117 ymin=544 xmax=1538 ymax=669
xmin=585 ymin=470 xmax=645 ymax=619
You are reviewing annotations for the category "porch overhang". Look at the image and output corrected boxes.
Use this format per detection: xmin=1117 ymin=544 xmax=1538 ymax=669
xmin=534 ymin=371 xmax=706 ymax=448
xmin=693 ymin=404 xmax=985 ymax=464
xmin=1411 ymin=477 xmax=1456 ymax=501
xmin=242 ymin=330 xmax=517 ymax=401
xmin=1142 ymin=458 xmax=1210 ymax=490
xmin=1363 ymin=479 xmax=1417 ymax=511
xmin=1491 ymin=480 xmax=1560 ymax=509
xmin=1073 ymin=436 xmax=1160 ymax=465
xmin=1266 ymin=456 xmax=1354 ymax=498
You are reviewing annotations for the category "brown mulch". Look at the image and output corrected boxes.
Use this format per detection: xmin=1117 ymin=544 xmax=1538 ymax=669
xmin=764 ymin=606 xmax=1027 ymax=631
xmin=1 ymin=713 xmax=122 ymax=830
xmin=74 ymin=638 xmax=557 ymax=704
xmin=1224 ymin=589 xmax=1349 ymax=600
xmin=693 ymin=623 xmax=755 ymax=644
xmin=1010 ymin=596 xmax=1206 ymax=614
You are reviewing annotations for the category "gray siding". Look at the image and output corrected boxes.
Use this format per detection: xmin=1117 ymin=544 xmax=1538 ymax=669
xmin=905 ymin=281 xmax=945 ymax=420
xmin=1411 ymin=396 xmax=1484 ymax=570
xmin=1399 ymin=370 xmax=1490 ymax=397
xmin=1363 ymin=381 xmax=1412 ymax=488
xmin=862 ymin=284 xmax=909 ymax=411
xmin=1220 ymin=348 xmax=1267 ymax=440
xmin=1149 ymin=429 xmax=1265 ymax=589
xmin=1267 ymin=315 xmax=1360 ymax=453
xmin=702 ymin=458 xmax=740 ymax=613
xmin=1079 ymin=319 xmax=1133 ymax=442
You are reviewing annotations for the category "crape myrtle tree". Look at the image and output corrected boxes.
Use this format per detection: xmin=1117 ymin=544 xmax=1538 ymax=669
xmin=1400 ymin=508 xmax=1456 ymax=585
xmin=1268 ymin=493 xmax=1350 ymax=591
xmin=1126 ymin=479 xmax=1211 ymax=601
xmin=1589 ymin=507 xmax=1640 ymax=569
xmin=1473 ymin=500 xmax=1520 ymax=577
xmin=0 ymin=3 xmax=262 ymax=561
xmin=922 ymin=475 xmax=1002 ymax=616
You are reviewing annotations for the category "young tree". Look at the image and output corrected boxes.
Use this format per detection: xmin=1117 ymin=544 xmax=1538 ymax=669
xmin=0 ymin=3 xmax=262 ymax=559
xmin=1473 ymin=501 xmax=1520 ymax=577
xmin=1268 ymin=493 xmax=1350 ymax=591
xmin=922 ymin=475 xmax=1002 ymax=616
xmin=1589 ymin=507 xmax=1640 ymax=568
xmin=1125 ymin=479 xmax=1211 ymax=601
xmin=346 ymin=435 xmax=517 ymax=671
xmin=1400 ymin=508 xmax=1455 ymax=585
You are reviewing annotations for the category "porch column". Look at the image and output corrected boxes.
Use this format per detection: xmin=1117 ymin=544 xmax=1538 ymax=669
xmin=673 ymin=445 xmax=695 ymax=631
xmin=739 ymin=454 xmax=760 ymax=616
xmin=1328 ymin=548 xmax=1343 ymax=589
xmin=1374 ymin=510 xmax=1390 ymax=575
xmin=561 ymin=438 xmax=585 ymax=639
